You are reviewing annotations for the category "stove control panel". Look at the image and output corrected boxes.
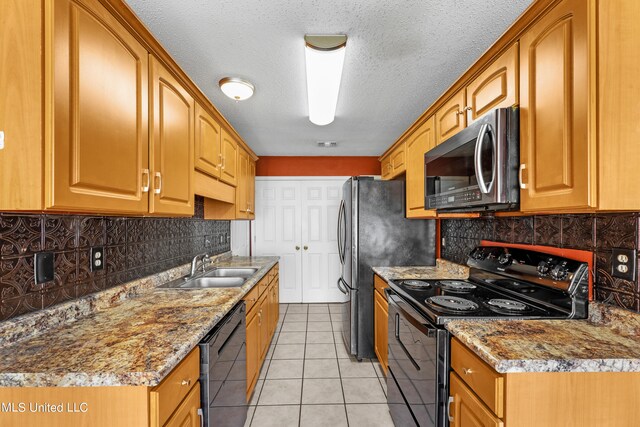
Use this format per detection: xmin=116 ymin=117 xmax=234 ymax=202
xmin=468 ymin=246 xmax=589 ymax=296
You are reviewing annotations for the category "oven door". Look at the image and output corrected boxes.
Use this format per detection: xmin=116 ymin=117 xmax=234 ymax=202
xmin=386 ymin=290 xmax=449 ymax=427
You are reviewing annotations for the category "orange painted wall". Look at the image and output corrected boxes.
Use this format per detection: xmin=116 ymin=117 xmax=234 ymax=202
xmin=256 ymin=156 xmax=381 ymax=176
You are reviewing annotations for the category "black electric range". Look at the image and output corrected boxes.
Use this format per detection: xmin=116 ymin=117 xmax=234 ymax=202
xmin=385 ymin=245 xmax=590 ymax=427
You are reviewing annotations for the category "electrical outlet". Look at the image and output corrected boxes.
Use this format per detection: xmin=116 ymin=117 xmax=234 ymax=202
xmin=34 ymin=252 xmax=54 ymax=284
xmin=611 ymin=248 xmax=636 ymax=281
xmin=90 ymin=247 xmax=104 ymax=272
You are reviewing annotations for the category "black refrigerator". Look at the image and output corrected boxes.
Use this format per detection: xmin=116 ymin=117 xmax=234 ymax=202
xmin=337 ymin=177 xmax=436 ymax=360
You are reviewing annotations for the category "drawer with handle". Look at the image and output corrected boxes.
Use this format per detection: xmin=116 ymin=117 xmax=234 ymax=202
xmin=150 ymin=346 xmax=200 ymax=426
xmin=244 ymin=284 xmax=261 ymax=313
xmin=450 ymin=337 xmax=504 ymax=417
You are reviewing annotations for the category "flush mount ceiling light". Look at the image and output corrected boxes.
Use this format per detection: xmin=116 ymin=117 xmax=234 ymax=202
xmin=219 ymin=77 xmax=254 ymax=101
xmin=304 ymin=34 xmax=347 ymax=126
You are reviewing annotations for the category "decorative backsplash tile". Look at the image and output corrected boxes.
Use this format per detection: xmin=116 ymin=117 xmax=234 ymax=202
xmin=441 ymin=212 xmax=640 ymax=313
xmin=0 ymin=196 xmax=230 ymax=321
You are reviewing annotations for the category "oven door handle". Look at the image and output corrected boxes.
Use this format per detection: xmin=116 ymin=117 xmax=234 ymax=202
xmin=474 ymin=123 xmax=496 ymax=195
xmin=388 ymin=291 xmax=436 ymax=338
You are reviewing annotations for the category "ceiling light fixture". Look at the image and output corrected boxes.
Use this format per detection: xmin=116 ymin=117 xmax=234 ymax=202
xmin=304 ymin=34 xmax=347 ymax=126
xmin=219 ymin=77 xmax=254 ymax=101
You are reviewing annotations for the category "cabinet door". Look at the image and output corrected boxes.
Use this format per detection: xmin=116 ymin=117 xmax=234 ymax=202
xmin=246 ymin=311 xmax=259 ymax=398
xmin=248 ymin=158 xmax=256 ymax=219
xmin=435 ymin=89 xmax=466 ymax=145
xmin=149 ymin=56 xmax=194 ymax=216
xmin=381 ymin=155 xmax=392 ymax=180
xmin=519 ymin=0 xmax=593 ymax=211
xmin=466 ymin=43 xmax=519 ymax=125
xmin=391 ymin=143 xmax=406 ymax=176
xmin=49 ymin=0 xmax=149 ymax=213
xmin=194 ymin=103 xmax=222 ymax=178
xmin=164 ymin=382 xmax=201 ymax=427
xmin=406 ymin=116 xmax=437 ymax=218
xmin=449 ymin=373 xmax=503 ymax=427
xmin=258 ymin=295 xmax=270 ymax=361
xmin=374 ymin=289 xmax=389 ymax=375
xmin=236 ymin=147 xmax=249 ymax=218
xmin=220 ymin=129 xmax=238 ymax=186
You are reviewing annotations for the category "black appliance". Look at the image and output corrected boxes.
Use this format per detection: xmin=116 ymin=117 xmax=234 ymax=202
xmin=425 ymin=107 xmax=519 ymax=212
xmin=199 ymin=301 xmax=247 ymax=427
xmin=386 ymin=246 xmax=590 ymax=426
xmin=337 ymin=177 xmax=436 ymax=360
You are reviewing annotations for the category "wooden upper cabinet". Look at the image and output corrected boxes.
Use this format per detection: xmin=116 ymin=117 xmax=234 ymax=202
xmin=466 ymin=43 xmax=519 ymax=125
xmin=149 ymin=56 xmax=194 ymax=216
xmin=406 ymin=116 xmax=437 ymax=218
xmin=236 ymin=147 xmax=249 ymax=218
xmin=519 ymin=0 xmax=593 ymax=211
xmin=390 ymin=142 xmax=406 ymax=176
xmin=48 ymin=0 xmax=149 ymax=213
xmin=435 ymin=89 xmax=466 ymax=145
xmin=220 ymin=129 xmax=238 ymax=186
xmin=194 ymin=103 xmax=222 ymax=179
xmin=248 ymin=158 xmax=256 ymax=219
xmin=380 ymin=155 xmax=392 ymax=180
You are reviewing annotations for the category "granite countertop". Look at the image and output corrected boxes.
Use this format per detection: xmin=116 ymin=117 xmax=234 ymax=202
xmin=446 ymin=302 xmax=640 ymax=373
xmin=0 ymin=255 xmax=279 ymax=387
xmin=372 ymin=259 xmax=469 ymax=282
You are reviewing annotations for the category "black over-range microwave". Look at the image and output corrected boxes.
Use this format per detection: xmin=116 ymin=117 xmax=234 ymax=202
xmin=425 ymin=107 xmax=519 ymax=212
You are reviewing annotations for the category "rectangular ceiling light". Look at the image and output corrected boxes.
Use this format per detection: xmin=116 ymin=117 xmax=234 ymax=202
xmin=304 ymin=34 xmax=347 ymax=126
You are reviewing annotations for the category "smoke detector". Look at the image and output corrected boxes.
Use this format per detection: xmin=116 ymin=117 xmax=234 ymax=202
xmin=317 ymin=141 xmax=337 ymax=148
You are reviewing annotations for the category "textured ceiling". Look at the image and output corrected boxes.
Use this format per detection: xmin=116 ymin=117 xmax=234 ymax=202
xmin=125 ymin=0 xmax=533 ymax=156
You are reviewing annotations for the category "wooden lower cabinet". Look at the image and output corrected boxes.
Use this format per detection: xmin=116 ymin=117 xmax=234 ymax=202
xmin=164 ymin=382 xmax=201 ymax=427
xmin=0 ymin=347 xmax=201 ymax=427
xmin=244 ymin=264 xmax=280 ymax=400
xmin=245 ymin=308 xmax=260 ymax=401
xmin=450 ymin=373 xmax=503 ymax=427
xmin=373 ymin=275 xmax=389 ymax=375
xmin=449 ymin=337 xmax=640 ymax=427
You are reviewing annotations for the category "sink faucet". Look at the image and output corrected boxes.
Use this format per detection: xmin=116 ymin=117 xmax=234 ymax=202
xmin=190 ymin=253 xmax=210 ymax=278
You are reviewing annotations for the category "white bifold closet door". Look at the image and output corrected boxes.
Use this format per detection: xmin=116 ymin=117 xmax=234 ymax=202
xmin=253 ymin=178 xmax=347 ymax=303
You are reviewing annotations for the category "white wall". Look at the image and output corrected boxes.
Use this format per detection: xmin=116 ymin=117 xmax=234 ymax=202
xmin=230 ymin=220 xmax=251 ymax=256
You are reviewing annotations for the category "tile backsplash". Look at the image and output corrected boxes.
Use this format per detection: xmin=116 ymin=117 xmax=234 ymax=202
xmin=0 ymin=196 xmax=230 ymax=321
xmin=441 ymin=213 xmax=640 ymax=313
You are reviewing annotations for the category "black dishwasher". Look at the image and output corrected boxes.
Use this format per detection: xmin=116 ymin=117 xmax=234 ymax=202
xmin=199 ymin=301 xmax=247 ymax=427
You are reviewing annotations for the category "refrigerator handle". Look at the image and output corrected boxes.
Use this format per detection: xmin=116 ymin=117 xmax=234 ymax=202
xmin=337 ymin=200 xmax=345 ymax=263
xmin=337 ymin=277 xmax=348 ymax=295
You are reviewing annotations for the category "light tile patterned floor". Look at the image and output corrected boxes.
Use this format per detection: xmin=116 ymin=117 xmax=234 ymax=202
xmin=246 ymin=303 xmax=394 ymax=427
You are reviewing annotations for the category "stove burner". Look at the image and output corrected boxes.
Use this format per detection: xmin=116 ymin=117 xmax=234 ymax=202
xmin=426 ymin=296 xmax=479 ymax=312
xmin=487 ymin=299 xmax=528 ymax=311
xmin=437 ymin=280 xmax=477 ymax=293
xmin=401 ymin=280 xmax=432 ymax=289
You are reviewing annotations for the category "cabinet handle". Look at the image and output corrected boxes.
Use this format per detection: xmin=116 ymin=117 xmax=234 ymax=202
xmin=258 ymin=311 xmax=262 ymax=325
xmin=218 ymin=153 xmax=223 ymax=168
xmin=197 ymin=408 xmax=204 ymax=427
xmin=303 ymin=245 xmax=308 ymax=250
xmin=519 ymin=164 xmax=528 ymax=189
xmin=463 ymin=368 xmax=473 ymax=375
xmin=154 ymin=172 xmax=162 ymax=194
xmin=296 ymin=246 xmax=300 ymax=251
xmin=463 ymin=106 xmax=472 ymax=112
xmin=181 ymin=379 xmax=191 ymax=386
xmin=141 ymin=169 xmax=150 ymax=193
xmin=222 ymin=155 xmax=226 ymax=170
xmin=447 ymin=396 xmax=454 ymax=422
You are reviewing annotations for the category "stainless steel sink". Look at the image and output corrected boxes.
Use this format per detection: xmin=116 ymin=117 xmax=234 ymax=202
xmin=204 ymin=267 xmax=258 ymax=278
xmin=179 ymin=277 xmax=247 ymax=289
